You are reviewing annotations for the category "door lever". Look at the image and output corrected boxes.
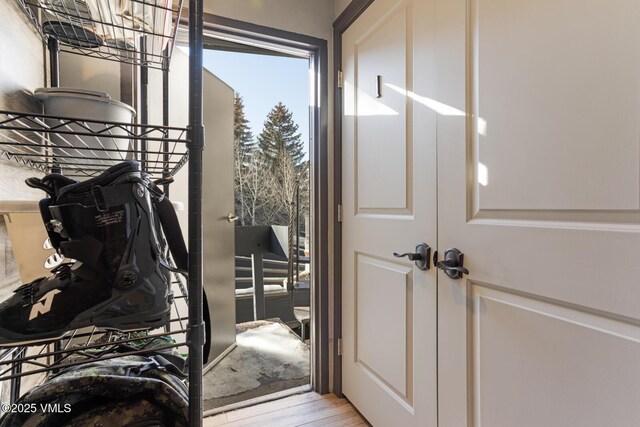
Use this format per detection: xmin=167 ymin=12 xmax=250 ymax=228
xmin=393 ymin=243 xmax=431 ymax=270
xmin=435 ymin=248 xmax=469 ymax=279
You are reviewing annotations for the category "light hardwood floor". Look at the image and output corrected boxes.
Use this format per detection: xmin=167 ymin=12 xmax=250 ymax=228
xmin=204 ymin=392 xmax=369 ymax=427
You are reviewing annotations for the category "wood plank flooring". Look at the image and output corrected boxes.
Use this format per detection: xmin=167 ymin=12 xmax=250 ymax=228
xmin=204 ymin=392 xmax=369 ymax=427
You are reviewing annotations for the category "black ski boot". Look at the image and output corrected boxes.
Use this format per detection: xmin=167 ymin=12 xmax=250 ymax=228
xmin=0 ymin=161 xmax=172 ymax=345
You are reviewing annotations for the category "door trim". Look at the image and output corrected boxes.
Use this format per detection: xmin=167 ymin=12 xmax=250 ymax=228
xmin=198 ymin=13 xmax=331 ymax=394
xmin=332 ymin=0 xmax=375 ymax=398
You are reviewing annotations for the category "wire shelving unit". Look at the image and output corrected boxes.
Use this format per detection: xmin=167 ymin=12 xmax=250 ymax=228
xmin=0 ymin=277 xmax=190 ymax=390
xmin=0 ymin=110 xmax=188 ymax=178
xmin=17 ymin=0 xmax=183 ymax=69
xmin=0 ymin=0 xmax=205 ymax=423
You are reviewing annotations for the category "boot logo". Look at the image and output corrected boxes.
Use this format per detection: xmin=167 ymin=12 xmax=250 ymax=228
xmin=29 ymin=290 xmax=62 ymax=320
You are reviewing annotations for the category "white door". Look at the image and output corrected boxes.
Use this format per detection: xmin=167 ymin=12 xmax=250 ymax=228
xmin=341 ymin=0 xmax=438 ymax=425
xmin=437 ymin=0 xmax=640 ymax=426
xmin=150 ymin=49 xmax=237 ymax=367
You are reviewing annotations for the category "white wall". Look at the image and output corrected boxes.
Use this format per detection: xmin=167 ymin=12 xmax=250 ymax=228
xmin=0 ymin=0 xmax=44 ymax=112
xmin=204 ymin=0 xmax=334 ymax=41
xmin=0 ymin=0 xmax=46 ymax=202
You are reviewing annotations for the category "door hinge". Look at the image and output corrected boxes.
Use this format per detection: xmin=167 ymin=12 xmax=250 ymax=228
xmin=337 ymin=70 xmax=344 ymax=89
xmin=337 ymin=338 xmax=343 ymax=356
xmin=337 ymin=204 xmax=343 ymax=222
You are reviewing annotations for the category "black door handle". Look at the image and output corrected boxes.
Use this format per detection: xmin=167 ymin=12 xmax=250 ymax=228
xmin=393 ymin=252 xmax=421 ymax=261
xmin=435 ymin=248 xmax=469 ymax=279
xmin=394 ymin=243 xmax=431 ymax=270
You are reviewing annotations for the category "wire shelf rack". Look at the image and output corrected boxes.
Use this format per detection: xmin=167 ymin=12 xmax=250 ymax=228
xmin=0 ymin=276 xmax=189 ymax=403
xmin=0 ymin=110 xmax=188 ymax=179
xmin=17 ymin=0 xmax=183 ymax=69
xmin=6 ymin=0 xmax=204 ymax=419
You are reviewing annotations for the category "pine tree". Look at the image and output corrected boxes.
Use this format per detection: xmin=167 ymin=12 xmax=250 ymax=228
xmin=257 ymin=102 xmax=305 ymax=169
xmin=234 ymin=94 xmax=254 ymax=153
xmin=234 ymin=94 xmax=254 ymax=225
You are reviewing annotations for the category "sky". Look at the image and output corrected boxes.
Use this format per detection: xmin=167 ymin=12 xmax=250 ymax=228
xmin=200 ymin=49 xmax=310 ymax=156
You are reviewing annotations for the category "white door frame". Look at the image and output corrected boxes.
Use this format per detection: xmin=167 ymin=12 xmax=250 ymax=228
xmin=332 ymin=0 xmax=376 ymax=398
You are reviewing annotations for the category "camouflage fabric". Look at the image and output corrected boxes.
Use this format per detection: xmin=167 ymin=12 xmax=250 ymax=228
xmin=0 ymin=355 xmax=188 ymax=427
xmin=72 ymin=332 xmax=187 ymax=376
xmin=117 ymin=331 xmax=178 ymax=350
xmin=85 ymin=331 xmax=178 ymax=352
xmin=54 ymin=397 xmax=168 ymax=427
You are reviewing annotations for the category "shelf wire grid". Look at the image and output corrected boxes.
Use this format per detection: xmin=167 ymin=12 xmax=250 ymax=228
xmin=0 ymin=110 xmax=188 ymax=179
xmin=17 ymin=0 xmax=183 ymax=69
xmin=0 ymin=276 xmax=189 ymax=399
xmin=0 ymin=110 xmax=190 ymax=402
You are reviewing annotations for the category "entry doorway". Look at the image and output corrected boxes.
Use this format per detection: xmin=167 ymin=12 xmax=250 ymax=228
xmin=185 ymin=17 xmax=328 ymax=413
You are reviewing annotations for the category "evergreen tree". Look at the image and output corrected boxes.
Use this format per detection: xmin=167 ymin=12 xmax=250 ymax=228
xmin=234 ymin=94 xmax=254 ymax=152
xmin=234 ymin=94 xmax=254 ymax=225
xmin=257 ymin=102 xmax=305 ymax=169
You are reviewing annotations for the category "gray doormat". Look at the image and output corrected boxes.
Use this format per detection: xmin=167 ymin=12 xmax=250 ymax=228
xmin=204 ymin=320 xmax=310 ymax=410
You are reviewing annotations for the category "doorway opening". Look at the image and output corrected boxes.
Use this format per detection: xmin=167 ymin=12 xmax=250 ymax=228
xmin=185 ymin=17 xmax=328 ymax=413
xmin=205 ymin=45 xmax=311 ymax=410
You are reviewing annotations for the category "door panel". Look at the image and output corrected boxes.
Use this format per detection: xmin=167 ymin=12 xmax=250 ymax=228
xmin=356 ymin=254 xmax=411 ymax=397
xmin=342 ymin=0 xmax=437 ymax=425
xmin=149 ymin=49 xmax=236 ymax=367
xmin=471 ymin=286 xmax=640 ymax=427
xmin=437 ymin=0 xmax=640 ymax=426
xmin=474 ymin=0 xmax=640 ymax=211
xmin=355 ymin=8 xmax=408 ymax=212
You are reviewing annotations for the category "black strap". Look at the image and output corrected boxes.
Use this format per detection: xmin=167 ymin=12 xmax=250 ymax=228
xmin=91 ymin=183 xmax=138 ymax=211
xmin=154 ymin=195 xmax=204 ymax=362
xmin=155 ymin=197 xmax=188 ymax=272
xmin=122 ymin=353 xmax=187 ymax=379
xmin=151 ymin=354 xmax=188 ymax=378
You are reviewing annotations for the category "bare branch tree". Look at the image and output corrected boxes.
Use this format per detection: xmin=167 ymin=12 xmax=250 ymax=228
xmin=234 ymin=137 xmax=248 ymax=225
xmin=243 ymin=152 xmax=279 ymax=226
xmin=270 ymin=147 xmax=303 ymax=226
